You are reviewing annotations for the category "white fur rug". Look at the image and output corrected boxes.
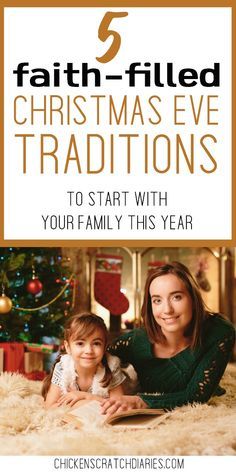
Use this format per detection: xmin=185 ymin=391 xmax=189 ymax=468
xmin=0 ymin=365 xmax=236 ymax=456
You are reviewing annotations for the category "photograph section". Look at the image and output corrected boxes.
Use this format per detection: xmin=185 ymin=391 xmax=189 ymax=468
xmin=0 ymin=247 xmax=235 ymax=456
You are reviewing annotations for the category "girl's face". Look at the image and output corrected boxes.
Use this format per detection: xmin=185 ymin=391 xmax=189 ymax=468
xmin=149 ymin=273 xmax=193 ymax=337
xmin=65 ymin=327 xmax=106 ymax=370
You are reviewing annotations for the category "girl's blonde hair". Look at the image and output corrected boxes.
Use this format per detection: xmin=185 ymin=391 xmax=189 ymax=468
xmin=42 ymin=312 xmax=112 ymax=399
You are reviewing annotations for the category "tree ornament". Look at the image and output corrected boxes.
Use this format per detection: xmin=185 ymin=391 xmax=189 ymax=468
xmin=0 ymin=286 xmax=12 ymax=314
xmin=27 ymin=278 xmax=43 ymax=295
xmin=26 ymin=266 xmax=43 ymax=295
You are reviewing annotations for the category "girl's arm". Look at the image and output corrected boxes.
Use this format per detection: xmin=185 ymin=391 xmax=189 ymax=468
xmin=57 ymin=391 xmax=103 ymax=406
xmin=44 ymin=383 xmax=61 ymax=408
xmin=57 ymin=381 xmax=125 ymax=406
xmin=46 ymin=386 xmax=103 ymax=407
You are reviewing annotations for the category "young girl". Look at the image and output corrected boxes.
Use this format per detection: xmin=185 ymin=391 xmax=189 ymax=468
xmin=42 ymin=312 xmax=126 ymax=408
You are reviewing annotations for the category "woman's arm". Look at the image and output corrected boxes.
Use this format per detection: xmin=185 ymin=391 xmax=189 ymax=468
xmin=102 ymin=326 xmax=235 ymax=413
xmin=138 ymin=328 xmax=235 ymax=410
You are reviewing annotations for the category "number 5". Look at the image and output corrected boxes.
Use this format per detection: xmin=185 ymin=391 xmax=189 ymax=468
xmin=96 ymin=12 xmax=128 ymax=63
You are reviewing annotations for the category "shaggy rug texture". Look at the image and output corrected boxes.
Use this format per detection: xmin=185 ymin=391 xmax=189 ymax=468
xmin=0 ymin=364 xmax=236 ymax=456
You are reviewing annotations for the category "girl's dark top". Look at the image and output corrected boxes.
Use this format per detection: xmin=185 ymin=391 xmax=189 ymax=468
xmin=107 ymin=315 xmax=235 ymax=409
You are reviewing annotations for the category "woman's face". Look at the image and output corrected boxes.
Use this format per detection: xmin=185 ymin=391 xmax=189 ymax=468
xmin=149 ymin=273 xmax=193 ymax=336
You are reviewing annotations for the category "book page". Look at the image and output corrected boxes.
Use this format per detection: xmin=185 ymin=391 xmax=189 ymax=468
xmin=108 ymin=413 xmax=168 ymax=430
xmin=68 ymin=400 xmax=104 ymax=428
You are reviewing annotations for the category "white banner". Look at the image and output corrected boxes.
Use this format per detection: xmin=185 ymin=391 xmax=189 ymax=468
xmin=0 ymin=455 xmax=235 ymax=472
xmin=4 ymin=7 xmax=232 ymax=240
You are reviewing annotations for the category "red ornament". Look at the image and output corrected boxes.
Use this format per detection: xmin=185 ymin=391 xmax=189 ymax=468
xmin=27 ymin=278 xmax=43 ymax=295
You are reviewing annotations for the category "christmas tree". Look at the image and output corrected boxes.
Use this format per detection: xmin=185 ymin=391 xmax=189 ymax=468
xmin=0 ymin=248 xmax=74 ymax=343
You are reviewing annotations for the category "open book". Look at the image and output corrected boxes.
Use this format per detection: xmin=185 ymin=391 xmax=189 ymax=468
xmin=63 ymin=400 xmax=170 ymax=430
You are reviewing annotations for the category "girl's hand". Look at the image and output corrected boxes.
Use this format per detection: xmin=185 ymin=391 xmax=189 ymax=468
xmin=57 ymin=391 xmax=89 ymax=406
xmin=57 ymin=391 xmax=103 ymax=407
xmin=100 ymin=395 xmax=148 ymax=416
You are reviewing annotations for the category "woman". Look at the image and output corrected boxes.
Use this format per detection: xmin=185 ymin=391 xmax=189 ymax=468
xmin=102 ymin=261 xmax=235 ymax=415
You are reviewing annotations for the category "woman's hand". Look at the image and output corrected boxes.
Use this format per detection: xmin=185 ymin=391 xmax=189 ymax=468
xmin=100 ymin=395 xmax=148 ymax=416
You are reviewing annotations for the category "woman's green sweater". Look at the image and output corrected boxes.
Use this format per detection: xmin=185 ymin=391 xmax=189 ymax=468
xmin=108 ymin=315 xmax=235 ymax=409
